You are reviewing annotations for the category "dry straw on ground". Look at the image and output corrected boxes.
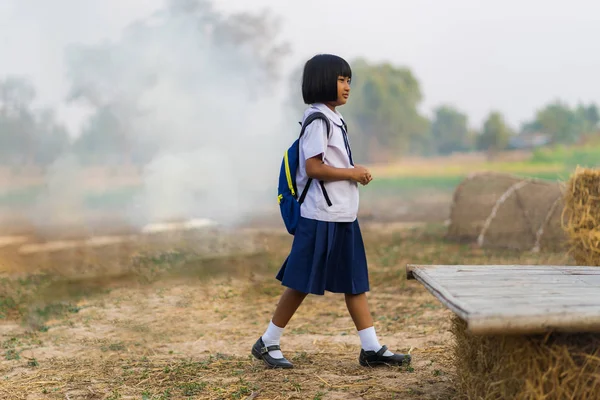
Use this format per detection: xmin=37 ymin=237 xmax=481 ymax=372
xmin=450 ymin=167 xmax=600 ymax=400
xmin=563 ymin=166 xmax=600 ymax=266
xmin=451 ymin=317 xmax=600 ymax=400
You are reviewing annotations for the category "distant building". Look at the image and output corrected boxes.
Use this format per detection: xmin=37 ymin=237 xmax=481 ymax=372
xmin=508 ymin=132 xmax=552 ymax=149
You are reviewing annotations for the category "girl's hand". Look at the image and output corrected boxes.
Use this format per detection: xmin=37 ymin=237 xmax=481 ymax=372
xmin=351 ymin=165 xmax=373 ymax=186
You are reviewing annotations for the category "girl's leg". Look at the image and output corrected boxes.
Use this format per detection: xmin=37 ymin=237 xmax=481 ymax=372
xmin=260 ymin=288 xmax=307 ymax=359
xmin=272 ymin=288 xmax=308 ymax=327
xmin=345 ymin=293 xmax=393 ymax=356
xmin=344 ymin=292 xmax=373 ymax=330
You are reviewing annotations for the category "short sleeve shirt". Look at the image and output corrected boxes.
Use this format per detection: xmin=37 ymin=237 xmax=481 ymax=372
xmin=296 ymin=103 xmax=359 ymax=222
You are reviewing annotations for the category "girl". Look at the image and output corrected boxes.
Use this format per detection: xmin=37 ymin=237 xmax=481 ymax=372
xmin=252 ymin=54 xmax=411 ymax=369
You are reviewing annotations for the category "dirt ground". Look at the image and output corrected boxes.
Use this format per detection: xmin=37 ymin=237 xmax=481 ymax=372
xmin=0 ymin=193 xmax=572 ymax=400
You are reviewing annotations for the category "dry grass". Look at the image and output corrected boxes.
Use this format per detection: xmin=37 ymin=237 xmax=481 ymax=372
xmin=452 ymin=317 xmax=600 ymax=400
xmin=449 ymin=167 xmax=600 ymax=400
xmin=0 ymin=221 xmax=573 ymax=399
xmin=367 ymin=151 xmax=560 ymax=179
xmin=1 ymin=352 xmax=425 ymax=400
xmin=563 ymin=166 xmax=600 ymax=265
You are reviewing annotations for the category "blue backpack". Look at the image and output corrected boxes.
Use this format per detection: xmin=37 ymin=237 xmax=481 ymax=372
xmin=278 ymin=112 xmax=332 ymax=235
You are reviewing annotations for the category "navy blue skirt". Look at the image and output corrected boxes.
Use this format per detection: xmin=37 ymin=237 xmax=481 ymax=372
xmin=276 ymin=216 xmax=370 ymax=295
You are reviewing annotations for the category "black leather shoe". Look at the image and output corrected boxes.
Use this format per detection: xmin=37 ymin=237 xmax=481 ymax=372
xmin=251 ymin=337 xmax=293 ymax=369
xmin=359 ymin=345 xmax=411 ymax=367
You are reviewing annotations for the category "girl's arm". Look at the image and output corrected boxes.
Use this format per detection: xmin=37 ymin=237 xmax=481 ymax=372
xmin=306 ymin=155 xmax=372 ymax=185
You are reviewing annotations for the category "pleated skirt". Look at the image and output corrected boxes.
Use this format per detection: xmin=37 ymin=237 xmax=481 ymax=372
xmin=276 ymin=216 xmax=370 ymax=295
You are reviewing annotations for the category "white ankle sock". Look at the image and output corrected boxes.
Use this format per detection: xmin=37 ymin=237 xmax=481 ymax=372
xmin=358 ymin=326 xmax=393 ymax=356
xmin=261 ymin=321 xmax=285 ymax=359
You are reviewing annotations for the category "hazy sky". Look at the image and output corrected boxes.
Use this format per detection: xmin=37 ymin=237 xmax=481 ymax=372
xmin=1 ymin=0 xmax=599 ymax=131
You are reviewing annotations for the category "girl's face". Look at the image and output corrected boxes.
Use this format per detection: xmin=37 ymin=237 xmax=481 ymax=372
xmin=333 ymin=76 xmax=351 ymax=107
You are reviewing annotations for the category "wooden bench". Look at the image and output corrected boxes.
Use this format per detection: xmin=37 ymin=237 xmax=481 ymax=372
xmin=406 ymin=264 xmax=600 ymax=335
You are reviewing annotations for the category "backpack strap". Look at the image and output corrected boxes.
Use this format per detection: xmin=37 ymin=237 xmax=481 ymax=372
xmin=299 ymin=112 xmax=331 ymax=140
xmin=297 ymin=112 xmax=332 ymax=206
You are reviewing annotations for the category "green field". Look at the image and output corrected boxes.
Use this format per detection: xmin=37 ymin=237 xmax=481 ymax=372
xmin=363 ymin=168 xmax=574 ymax=196
xmin=0 ymin=185 xmax=145 ymax=209
xmin=1 ymin=145 xmax=597 ymax=208
xmin=363 ymin=144 xmax=600 ymax=195
xmin=0 ymin=186 xmax=46 ymax=207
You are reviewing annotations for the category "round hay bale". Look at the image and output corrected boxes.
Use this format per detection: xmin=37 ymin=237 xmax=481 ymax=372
xmin=452 ymin=316 xmax=600 ymax=399
xmin=447 ymin=172 xmax=567 ymax=251
xmin=563 ymin=167 xmax=600 ymax=265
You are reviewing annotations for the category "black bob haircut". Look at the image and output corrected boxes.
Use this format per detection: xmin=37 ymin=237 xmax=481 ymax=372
xmin=302 ymin=54 xmax=352 ymax=105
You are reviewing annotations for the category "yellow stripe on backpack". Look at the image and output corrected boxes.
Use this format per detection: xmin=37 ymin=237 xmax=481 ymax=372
xmin=284 ymin=150 xmax=295 ymax=197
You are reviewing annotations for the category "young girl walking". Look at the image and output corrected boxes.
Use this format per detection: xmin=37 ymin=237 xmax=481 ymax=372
xmin=252 ymin=54 xmax=411 ymax=369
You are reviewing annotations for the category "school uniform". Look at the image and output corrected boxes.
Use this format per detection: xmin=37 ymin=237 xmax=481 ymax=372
xmin=276 ymin=103 xmax=369 ymax=295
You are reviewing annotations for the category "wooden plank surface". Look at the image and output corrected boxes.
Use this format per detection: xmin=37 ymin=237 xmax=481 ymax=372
xmin=406 ymin=264 xmax=600 ymax=335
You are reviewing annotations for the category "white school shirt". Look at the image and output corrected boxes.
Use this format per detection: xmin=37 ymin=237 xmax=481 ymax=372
xmin=296 ymin=103 xmax=359 ymax=222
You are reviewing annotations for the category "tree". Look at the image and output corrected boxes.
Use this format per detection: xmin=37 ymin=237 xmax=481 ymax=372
xmin=65 ymin=0 xmax=289 ymax=165
xmin=73 ymin=107 xmax=127 ymax=165
xmin=0 ymin=77 xmax=71 ymax=166
xmin=477 ymin=112 xmax=512 ymax=157
xmin=344 ymin=59 xmax=429 ymax=161
xmin=0 ymin=77 xmax=35 ymax=164
xmin=524 ymin=101 xmax=599 ymax=145
xmin=32 ymin=108 xmax=71 ymax=166
xmin=535 ymin=102 xmax=580 ymax=144
xmin=430 ymin=106 xmax=470 ymax=154
xmin=287 ymin=59 xmax=429 ymax=162
xmin=520 ymin=119 xmax=543 ymax=135
xmin=0 ymin=77 xmax=72 ymax=166
xmin=0 ymin=77 xmax=35 ymax=114
xmin=584 ymin=104 xmax=599 ymax=129
xmin=575 ymin=103 xmax=599 ymax=134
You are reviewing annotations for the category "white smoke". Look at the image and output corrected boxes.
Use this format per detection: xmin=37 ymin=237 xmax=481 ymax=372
xmin=3 ymin=1 xmax=293 ymax=234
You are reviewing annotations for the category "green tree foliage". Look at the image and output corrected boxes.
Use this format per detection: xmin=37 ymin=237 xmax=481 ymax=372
xmin=33 ymin=108 xmax=70 ymax=166
xmin=73 ymin=107 xmax=130 ymax=165
xmin=0 ymin=76 xmax=70 ymax=166
xmin=575 ymin=103 xmax=599 ymax=138
xmin=289 ymin=59 xmax=429 ymax=162
xmin=343 ymin=59 xmax=429 ymax=162
xmin=522 ymin=101 xmax=599 ymax=144
xmin=430 ymin=106 xmax=470 ymax=154
xmin=67 ymin=0 xmax=288 ymax=165
xmin=537 ymin=102 xmax=580 ymax=144
xmin=582 ymin=104 xmax=599 ymax=128
xmin=0 ymin=77 xmax=37 ymax=165
xmin=477 ymin=112 xmax=512 ymax=156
